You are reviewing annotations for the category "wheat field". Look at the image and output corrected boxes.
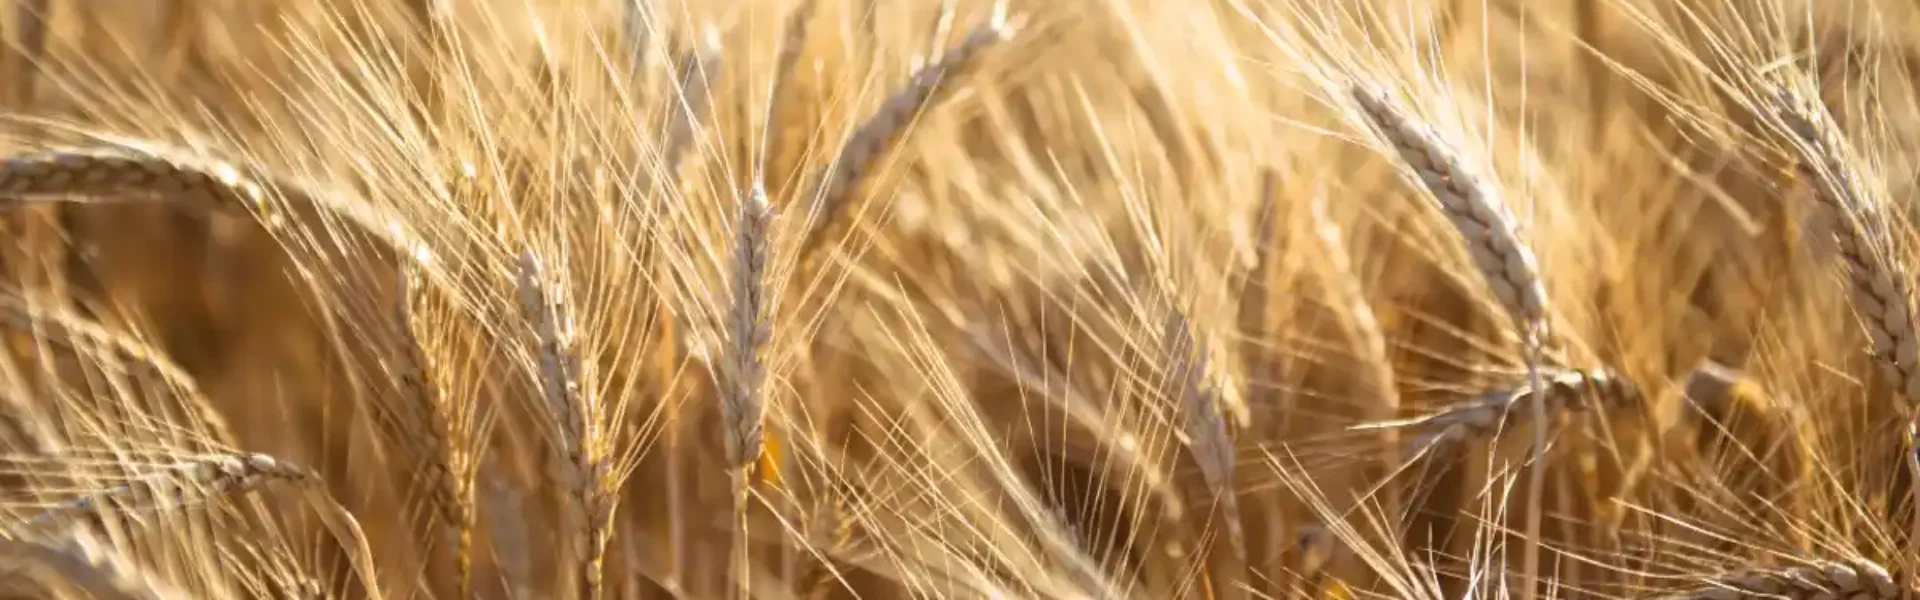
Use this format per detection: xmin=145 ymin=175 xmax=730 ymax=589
xmin=0 ymin=0 xmax=1915 ymax=598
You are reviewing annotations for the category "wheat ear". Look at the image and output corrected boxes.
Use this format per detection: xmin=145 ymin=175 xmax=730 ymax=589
xmin=799 ymin=7 xmax=1014 ymax=257
xmin=722 ymin=184 xmax=774 ymax=480
xmin=393 ymin=265 xmax=473 ymax=597
xmin=1766 ymin=87 xmax=1920 ymax=546
xmin=513 ymin=251 xmax=613 ymax=600
xmin=1647 ymin=559 xmax=1915 ymax=599
xmin=1349 ymin=85 xmax=1553 ymax=598
xmin=1160 ymin=310 xmax=1245 ymax=566
xmin=1769 ymin=90 xmax=1920 ymax=403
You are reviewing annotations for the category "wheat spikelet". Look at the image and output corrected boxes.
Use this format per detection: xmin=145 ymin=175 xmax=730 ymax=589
xmin=513 ymin=250 xmax=612 ymax=600
xmin=1647 ymin=559 xmax=1916 ymax=599
xmin=1160 ymin=310 xmax=1244 ymax=566
xmin=800 ymin=6 xmax=1014 ymax=257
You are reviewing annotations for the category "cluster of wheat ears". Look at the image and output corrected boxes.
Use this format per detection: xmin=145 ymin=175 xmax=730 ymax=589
xmin=5 ymin=0 xmax=1920 ymax=598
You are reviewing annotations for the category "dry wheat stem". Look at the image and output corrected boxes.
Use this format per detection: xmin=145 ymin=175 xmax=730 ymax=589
xmin=1161 ymin=310 xmax=1245 ymax=567
xmin=1349 ymin=85 xmax=1553 ymax=598
xmin=393 ymin=265 xmax=473 ymax=597
xmin=1647 ymin=559 xmax=1916 ymax=599
xmin=513 ymin=251 xmax=612 ymax=600
xmin=800 ymin=9 xmax=1013 ymax=258
xmin=0 ymin=536 xmax=168 ymax=600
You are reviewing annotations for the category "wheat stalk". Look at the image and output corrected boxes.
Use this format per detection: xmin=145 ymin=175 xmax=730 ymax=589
xmin=513 ymin=251 xmax=612 ymax=600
